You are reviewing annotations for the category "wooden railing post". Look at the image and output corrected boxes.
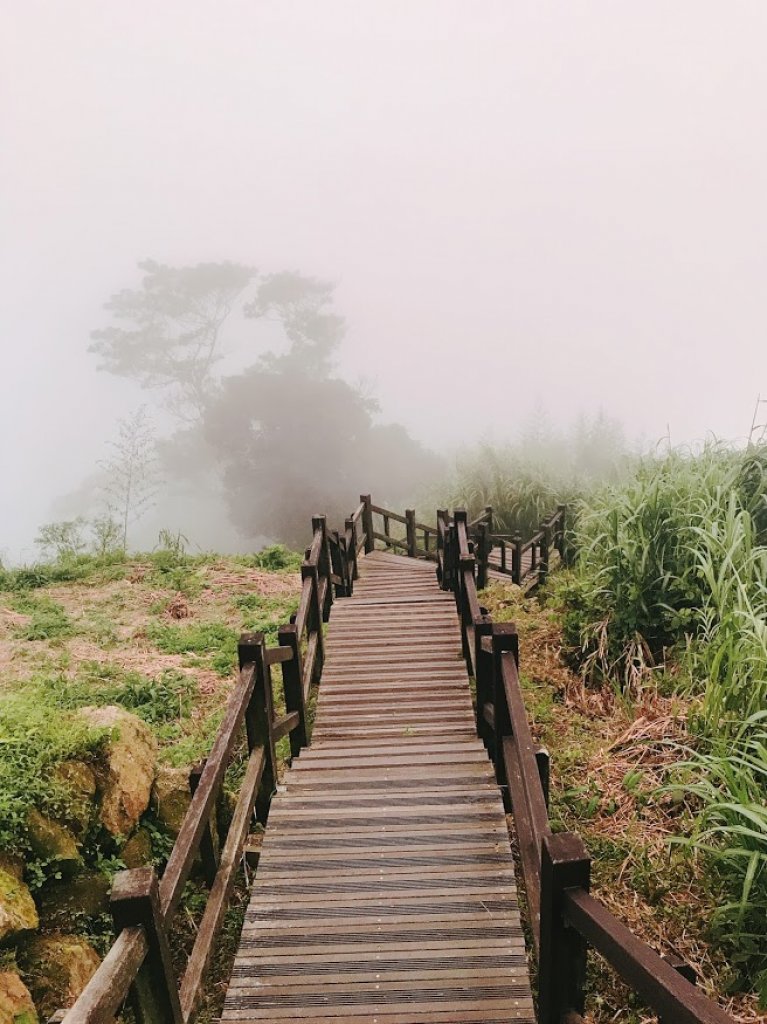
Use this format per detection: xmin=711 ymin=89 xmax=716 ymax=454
xmin=345 ymin=516 xmax=359 ymax=583
xmin=278 ymin=624 xmax=307 ymax=756
xmin=659 ymin=957 xmax=697 ymax=1024
xmin=557 ymin=502 xmax=568 ymax=563
xmin=301 ymin=560 xmax=325 ymax=681
xmin=476 ymin=521 xmax=489 ymax=589
xmin=188 ymin=761 xmax=220 ymax=888
xmin=238 ymin=632 xmax=276 ymax=824
xmin=312 ymin=515 xmax=334 ymax=620
xmin=491 ymin=623 xmax=518 ymax=791
xmin=444 ymin=521 xmax=456 ymax=594
xmin=538 ymin=833 xmax=591 ymax=1024
xmin=512 ymin=532 xmax=523 ymax=585
xmin=540 ymin=521 xmax=551 ymax=585
xmin=111 ymin=867 xmax=183 ymax=1024
xmin=405 ymin=509 xmax=417 ymax=558
xmin=473 ymin=615 xmax=494 ymax=749
xmin=360 ymin=494 xmax=374 ymax=553
xmin=535 ymin=746 xmax=551 ymax=810
xmin=328 ymin=528 xmax=347 ymax=598
xmin=436 ymin=509 xmax=449 ymax=589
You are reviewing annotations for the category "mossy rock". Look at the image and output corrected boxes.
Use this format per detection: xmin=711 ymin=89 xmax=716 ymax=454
xmin=0 ymin=860 xmax=23 ymax=886
xmin=36 ymin=872 xmax=110 ymax=931
xmin=0 ymin=972 xmax=38 ymax=1024
xmin=53 ymin=762 xmax=97 ymax=838
xmin=0 ymin=871 xmax=39 ymax=946
xmin=18 ymin=935 xmax=100 ymax=1020
xmin=25 ymin=812 xmax=81 ymax=877
xmin=79 ymin=707 xmax=157 ymax=837
xmin=151 ymin=765 xmax=191 ymax=837
xmin=120 ymin=828 xmax=153 ymax=869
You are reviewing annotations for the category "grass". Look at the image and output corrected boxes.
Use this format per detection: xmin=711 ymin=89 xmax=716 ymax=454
xmin=0 ymin=690 xmax=107 ymax=860
xmin=480 ymin=576 xmax=762 ymax=1021
xmin=0 ymin=542 xmax=304 ymax=1021
xmin=556 ymin=442 xmax=767 ymax=993
xmin=10 ymin=594 xmax=75 ymax=641
xmin=0 ymin=546 xmax=301 ymax=865
xmin=429 ymin=414 xmax=631 ymax=538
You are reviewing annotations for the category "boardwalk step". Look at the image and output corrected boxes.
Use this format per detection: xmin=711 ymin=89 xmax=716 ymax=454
xmin=223 ymin=550 xmax=534 ymax=1024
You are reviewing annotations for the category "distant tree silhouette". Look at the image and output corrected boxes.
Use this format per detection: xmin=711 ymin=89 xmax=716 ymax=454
xmin=204 ymin=368 xmax=437 ymax=548
xmin=90 ymin=260 xmax=439 ymax=548
xmin=90 ymin=260 xmax=255 ymax=422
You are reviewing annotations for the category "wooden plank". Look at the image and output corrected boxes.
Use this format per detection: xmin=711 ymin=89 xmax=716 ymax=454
xmin=222 ymin=548 xmax=534 ymax=1024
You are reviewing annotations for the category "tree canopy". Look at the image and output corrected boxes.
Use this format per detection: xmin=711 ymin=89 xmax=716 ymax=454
xmin=89 ymin=259 xmax=439 ymax=548
xmin=89 ymin=260 xmax=255 ymax=421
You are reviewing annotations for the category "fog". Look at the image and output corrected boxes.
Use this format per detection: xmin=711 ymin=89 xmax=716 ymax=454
xmin=2 ymin=2 xmax=766 ymax=561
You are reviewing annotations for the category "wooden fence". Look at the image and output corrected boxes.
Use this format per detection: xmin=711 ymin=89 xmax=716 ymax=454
xmin=54 ymin=495 xmax=735 ymax=1024
xmin=468 ymin=503 xmax=569 ymax=588
xmin=359 ymin=496 xmax=568 ymax=591
xmin=440 ymin=509 xmax=735 ymax=1024
xmin=54 ymin=515 xmax=344 ymax=1024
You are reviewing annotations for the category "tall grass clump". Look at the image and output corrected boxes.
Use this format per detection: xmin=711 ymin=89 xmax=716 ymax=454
xmin=562 ymin=440 xmax=767 ymax=987
xmin=561 ymin=443 xmax=767 ymax=690
xmin=671 ymin=716 xmax=767 ymax=995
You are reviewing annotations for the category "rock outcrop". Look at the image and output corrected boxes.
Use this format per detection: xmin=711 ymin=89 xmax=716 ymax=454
xmin=19 ymin=935 xmax=100 ymax=1020
xmin=0 ymin=869 xmax=39 ymax=945
xmin=53 ymin=761 xmax=97 ymax=838
xmin=121 ymin=827 xmax=153 ymax=868
xmin=36 ymin=872 xmax=110 ymax=931
xmin=26 ymin=811 xmax=82 ymax=876
xmin=151 ymin=765 xmax=191 ymax=837
xmin=0 ymin=972 xmax=38 ymax=1024
xmin=78 ymin=706 xmax=157 ymax=836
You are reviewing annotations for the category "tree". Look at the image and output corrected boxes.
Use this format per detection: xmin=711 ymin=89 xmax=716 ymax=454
xmin=89 ymin=260 xmax=255 ymax=422
xmin=35 ymin=518 xmax=88 ymax=560
xmin=100 ymin=408 xmax=160 ymax=549
xmin=89 ymin=259 xmax=440 ymax=548
xmin=245 ymin=272 xmax=345 ymax=378
xmin=203 ymin=367 xmax=440 ymax=548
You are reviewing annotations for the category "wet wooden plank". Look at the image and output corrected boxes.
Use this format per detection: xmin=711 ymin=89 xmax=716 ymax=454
xmin=223 ymin=550 xmax=533 ymax=1024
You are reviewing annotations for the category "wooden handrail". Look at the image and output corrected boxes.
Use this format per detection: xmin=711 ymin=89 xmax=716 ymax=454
xmin=159 ymin=662 xmax=257 ymax=920
xmin=57 ymin=504 xmax=340 ymax=1024
xmin=443 ymin=513 xmax=735 ymax=1024
xmin=370 ymin=503 xmax=408 ymax=525
xmin=563 ymin=888 xmax=732 ymax=1024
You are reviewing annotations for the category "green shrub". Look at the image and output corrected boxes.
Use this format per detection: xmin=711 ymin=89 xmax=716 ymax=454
xmin=251 ymin=544 xmax=302 ymax=571
xmin=34 ymin=663 xmax=194 ymax=726
xmin=0 ymin=693 xmax=106 ymax=856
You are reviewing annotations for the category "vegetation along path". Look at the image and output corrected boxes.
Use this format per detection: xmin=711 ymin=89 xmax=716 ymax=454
xmin=223 ymin=550 xmax=535 ymax=1024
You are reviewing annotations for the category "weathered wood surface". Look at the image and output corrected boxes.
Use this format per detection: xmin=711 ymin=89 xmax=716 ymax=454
xmin=223 ymin=549 xmax=534 ymax=1024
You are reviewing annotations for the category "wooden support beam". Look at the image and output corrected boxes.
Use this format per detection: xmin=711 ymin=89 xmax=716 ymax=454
xmin=111 ymin=867 xmax=183 ymax=1024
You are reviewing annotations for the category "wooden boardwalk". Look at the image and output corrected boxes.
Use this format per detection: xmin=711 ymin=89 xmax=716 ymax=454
xmin=223 ymin=550 xmax=534 ymax=1024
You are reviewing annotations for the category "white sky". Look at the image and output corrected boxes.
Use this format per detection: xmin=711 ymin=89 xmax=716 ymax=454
xmin=2 ymin=1 xmax=767 ymax=557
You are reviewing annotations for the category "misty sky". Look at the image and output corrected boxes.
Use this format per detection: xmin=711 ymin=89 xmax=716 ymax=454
xmin=2 ymin=2 xmax=767 ymax=559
